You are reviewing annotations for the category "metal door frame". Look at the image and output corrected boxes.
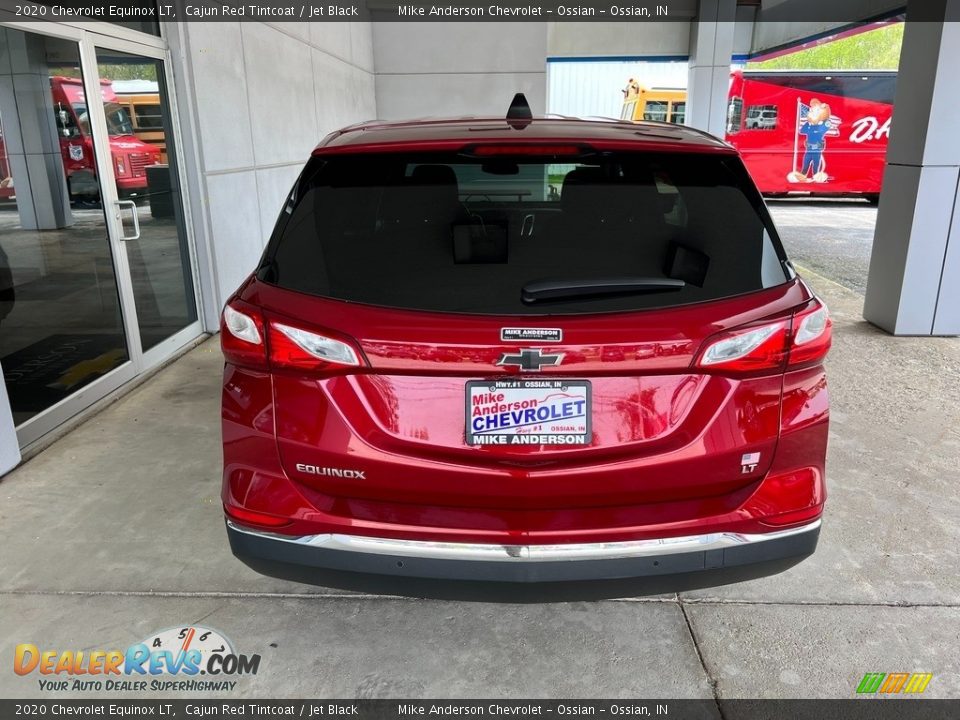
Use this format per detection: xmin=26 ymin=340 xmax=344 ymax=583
xmin=1 ymin=19 xmax=204 ymax=449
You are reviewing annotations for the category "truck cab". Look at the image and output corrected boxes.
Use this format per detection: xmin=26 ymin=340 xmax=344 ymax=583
xmin=50 ymin=75 xmax=161 ymax=200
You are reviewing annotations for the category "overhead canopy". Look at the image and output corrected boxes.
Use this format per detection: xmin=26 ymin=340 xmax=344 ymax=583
xmin=749 ymin=0 xmax=905 ymax=56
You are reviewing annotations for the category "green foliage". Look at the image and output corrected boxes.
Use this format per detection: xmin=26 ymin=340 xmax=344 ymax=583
xmin=45 ymin=64 xmax=157 ymax=82
xmin=97 ymin=64 xmax=157 ymax=82
xmin=750 ymin=23 xmax=903 ymax=71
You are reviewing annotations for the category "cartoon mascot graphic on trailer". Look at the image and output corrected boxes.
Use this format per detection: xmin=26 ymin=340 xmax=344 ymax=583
xmin=788 ymin=98 xmax=841 ymax=184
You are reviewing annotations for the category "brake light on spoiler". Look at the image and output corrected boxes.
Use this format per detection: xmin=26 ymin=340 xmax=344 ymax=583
xmin=469 ymin=144 xmax=589 ymax=157
xmin=696 ymin=299 xmax=832 ymax=375
xmin=220 ymin=299 xmax=362 ymax=374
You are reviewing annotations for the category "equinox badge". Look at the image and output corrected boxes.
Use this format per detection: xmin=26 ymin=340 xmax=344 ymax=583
xmin=296 ymin=464 xmax=366 ymax=479
xmin=496 ymin=348 xmax=564 ymax=372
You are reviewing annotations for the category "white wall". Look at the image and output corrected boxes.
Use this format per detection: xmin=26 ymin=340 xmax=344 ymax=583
xmin=173 ymin=21 xmax=377 ymax=326
xmin=373 ymin=23 xmax=547 ymax=119
xmin=547 ymin=22 xmax=692 ymax=58
xmin=373 ymin=22 xmax=716 ymax=122
xmin=548 ymin=60 xmax=689 ymax=119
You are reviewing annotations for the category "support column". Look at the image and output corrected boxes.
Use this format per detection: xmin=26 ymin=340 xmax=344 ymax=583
xmin=687 ymin=0 xmax=736 ymax=138
xmin=0 ymin=27 xmax=72 ymax=231
xmin=864 ymin=0 xmax=960 ymax=335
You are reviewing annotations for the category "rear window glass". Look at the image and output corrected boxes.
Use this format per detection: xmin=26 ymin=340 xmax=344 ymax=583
xmin=261 ymin=151 xmax=788 ymax=315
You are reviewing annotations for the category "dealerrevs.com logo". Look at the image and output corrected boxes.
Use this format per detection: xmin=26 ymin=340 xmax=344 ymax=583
xmin=14 ymin=625 xmax=261 ymax=692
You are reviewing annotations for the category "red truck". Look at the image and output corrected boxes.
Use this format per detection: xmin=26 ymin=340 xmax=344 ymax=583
xmin=0 ymin=75 xmax=160 ymax=202
xmin=726 ymin=69 xmax=897 ymax=202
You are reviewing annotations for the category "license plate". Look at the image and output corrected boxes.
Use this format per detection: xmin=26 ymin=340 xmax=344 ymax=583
xmin=466 ymin=379 xmax=591 ymax=446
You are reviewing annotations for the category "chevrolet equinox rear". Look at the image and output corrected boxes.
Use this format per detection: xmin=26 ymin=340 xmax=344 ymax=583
xmin=220 ymin=97 xmax=831 ymax=593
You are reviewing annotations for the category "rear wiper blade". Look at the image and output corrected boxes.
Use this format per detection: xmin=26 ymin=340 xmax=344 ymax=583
xmin=522 ymin=276 xmax=685 ymax=304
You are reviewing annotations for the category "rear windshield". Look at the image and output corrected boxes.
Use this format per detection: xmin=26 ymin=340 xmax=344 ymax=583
xmin=260 ymin=151 xmax=789 ymax=315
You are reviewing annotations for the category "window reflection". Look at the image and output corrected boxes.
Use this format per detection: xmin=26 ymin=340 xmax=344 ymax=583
xmin=0 ymin=28 xmax=129 ymax=426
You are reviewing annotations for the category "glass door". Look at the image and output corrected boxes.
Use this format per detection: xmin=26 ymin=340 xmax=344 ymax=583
xmin=0 ymin=25 xmax=136 ymax=444
xmin=88 ymin=39 xmax=200 ymax=360
xmin=1 ymin=22 xmax=202 ymax=448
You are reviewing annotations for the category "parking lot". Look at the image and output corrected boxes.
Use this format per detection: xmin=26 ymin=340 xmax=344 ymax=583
xmin=1 ymin=203 xmax=958 ymax=703
xmin=768 ymin=200 xmax=879 ymax=295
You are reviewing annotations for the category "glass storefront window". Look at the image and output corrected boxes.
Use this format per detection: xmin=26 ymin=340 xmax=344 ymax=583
xmin=0 ymin=27 xmax=130 ymax=426
xmin=95 ymin=47 xmax=198 ymax=352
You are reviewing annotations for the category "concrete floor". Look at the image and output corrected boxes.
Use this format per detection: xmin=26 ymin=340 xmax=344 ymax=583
xmin=1 ymin=206 xmax=959 ymax=703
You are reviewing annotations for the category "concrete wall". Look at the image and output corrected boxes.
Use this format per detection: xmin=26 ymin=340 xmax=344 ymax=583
xmin=687 ymin=0 xmax=737 ymax=137
xmin=171 ymin=22 xmax=377 ymax=327
xmin=863 ymin=7 xmax=960 ymax=335
xmin=373 ymin=23 xmax=547 ymax=119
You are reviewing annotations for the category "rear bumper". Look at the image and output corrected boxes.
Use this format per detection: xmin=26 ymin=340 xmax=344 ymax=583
xmin=226 ymin=518 xmax=820 ymax=588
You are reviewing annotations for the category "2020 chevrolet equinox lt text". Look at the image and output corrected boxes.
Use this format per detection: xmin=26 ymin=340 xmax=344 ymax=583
xmin=220 ymin=96 xmax=831 ymax=594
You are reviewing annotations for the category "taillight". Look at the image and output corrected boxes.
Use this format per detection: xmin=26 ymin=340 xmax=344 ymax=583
xmin=696 ymin=298 xmax=831 ymax=375
xmin=221 ymin=300 xmax=267 ymax=370
xmin=268 ymin=322 xmax=360 ymax=372
xmin=788 ymin=301 xmax=832 ymax=367
xmin=221 ymin=300 xmax=363 ymax=375
xmin=698 ymin=320 xmax=789 ymax=373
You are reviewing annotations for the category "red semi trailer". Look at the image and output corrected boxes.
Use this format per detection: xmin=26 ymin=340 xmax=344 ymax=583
xmin=726 ymin=69 xmax=897 ymax=201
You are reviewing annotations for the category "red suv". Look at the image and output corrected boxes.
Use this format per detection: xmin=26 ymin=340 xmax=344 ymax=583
xmin=220 ymin=97 xmax=830 ymax=594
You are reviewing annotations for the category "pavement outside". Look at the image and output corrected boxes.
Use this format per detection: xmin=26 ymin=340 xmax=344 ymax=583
xmin=768 ymin=200 xmax=878 ymax=295
xmin=1 ymin=202 xmax=958 ymax=704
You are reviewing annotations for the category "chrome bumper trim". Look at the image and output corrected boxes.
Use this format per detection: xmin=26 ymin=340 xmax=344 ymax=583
xmin=226 ymin=519 xmax=821 ymax=563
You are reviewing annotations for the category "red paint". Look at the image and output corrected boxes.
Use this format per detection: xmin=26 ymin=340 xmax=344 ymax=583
xmin=313 ymin=117 xmax=734 ymax=157
xmin=0 ymin=76 xmax=161 ymax=201
xmin=727 ymin=70 xmax=895 ymax=198
xmin=221 ymin=117 xmax=830 ymax=551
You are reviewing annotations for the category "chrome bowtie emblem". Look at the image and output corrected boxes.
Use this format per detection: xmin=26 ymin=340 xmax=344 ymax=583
xmin=496 ymin=348 xmax=564 ymax=372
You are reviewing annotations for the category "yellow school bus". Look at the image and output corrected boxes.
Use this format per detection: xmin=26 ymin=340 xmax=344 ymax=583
xmin=114 ymin=92 xmax=167 ymax=163
xmin=620 ymin=80 xmax=687 ymax=124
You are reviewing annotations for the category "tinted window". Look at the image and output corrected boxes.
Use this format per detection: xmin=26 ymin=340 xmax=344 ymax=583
xmin=262 ymin=151 xmax=788 ymax=315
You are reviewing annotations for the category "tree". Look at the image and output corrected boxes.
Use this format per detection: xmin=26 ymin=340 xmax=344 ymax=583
xmin=750 ymin=23 xmax=903 ymax=71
